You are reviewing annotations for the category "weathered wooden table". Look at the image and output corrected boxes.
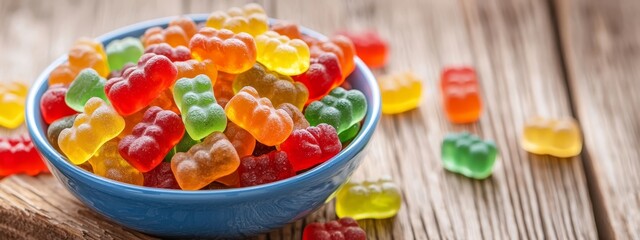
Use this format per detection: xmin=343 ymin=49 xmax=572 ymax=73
xmin=1 ymin=0 xmax=638 ymax=239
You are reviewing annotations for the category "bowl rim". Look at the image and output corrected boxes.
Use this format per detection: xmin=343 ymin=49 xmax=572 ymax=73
xmin=26 ymin=14 xmax=381 ymax=199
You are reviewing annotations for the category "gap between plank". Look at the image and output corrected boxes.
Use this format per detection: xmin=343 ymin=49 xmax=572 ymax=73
xmin=545 ymin=0 xmax=614 ymax=239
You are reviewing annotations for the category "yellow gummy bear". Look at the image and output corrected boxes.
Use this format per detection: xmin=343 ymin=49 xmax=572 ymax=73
xmin=335 ymin=177 xmax=402 ymax=220
xmin=255 ymin=31 xmax=310 ymax=76
xmin=88 ymin=139 xmax=143 ymax=186
xmin=521 ymin=116 xmax=582 ymax=158
xmin=0 ymin=81 xmax=27 ymax=129
xmin=58 ymin=97 xmax=125 ymax=165
xmin=378 ymin=72 xmax=423 ymax=114
xmin=205 ymin=3 xmax=269 ymax=37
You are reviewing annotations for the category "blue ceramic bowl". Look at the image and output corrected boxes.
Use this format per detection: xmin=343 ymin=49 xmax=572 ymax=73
xmin=25 ymin=14 xmax=380 ymax=238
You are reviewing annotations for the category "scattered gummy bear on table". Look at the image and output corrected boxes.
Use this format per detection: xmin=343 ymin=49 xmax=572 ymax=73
xmin=0 ymin=81 xmax=28 ymax=129
xmin=521 ymin=116 xmax=582 ymax=158
xmin=441 ymin=132 xmax=498 ymax=180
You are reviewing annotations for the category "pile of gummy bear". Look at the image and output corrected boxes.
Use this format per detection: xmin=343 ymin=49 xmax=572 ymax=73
xmin=41 ymin=3 xmax=370 ymax=192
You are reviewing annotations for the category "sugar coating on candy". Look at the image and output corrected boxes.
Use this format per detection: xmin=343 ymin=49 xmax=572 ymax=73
xmin=225 ymin=86 xmax=293 ymax=146
xmin=40 ymin=84 xmax=77 ymax=124
xmin=304 ymin=87 xmax=367 ymax=135
xmin=144 ymin=162 xmax=180 ymax=189
xmin=292 ymin=52 xmax=342 ymax=104
xmin=173 ymin=74 xmax=227 ymax=140
xmin=65 ymin=68 xmax=110 ymax=112
xmin=234 ymin=63 xmax=309 ymax=110
xmin=336 ymin=177 xmax=402 ymax=220
xmin=441 ymin=132 xmax=498 ymax=179
xmin=58 ymin=98 xmax=125 ymax=165
xmin=302 ymin=217 xmax=366 ymax=240
xmin=205 ymin=3 xmax=268 ymax=37
xmin=171 ymin=132 xmax=240 ymax=190
xmin=89 ymin=139 xmax=144 ymax=185
xmin=106 ymin=37 xmax=144 ymax=71
xmin=0 ymin=81 xmax=27 ymax=129
xmin=255 ymin=31 xmax=310 ymax=76
xmin=237 ymin=151 xmax=295 ymax=187
xmin=378 ymin=72 xmax=423 ymax=114
xmin=440 ymin=66 xmax=482 ymax=123
xmin=521 ymin=116 xmax=582 ymax=158
xmin=105 ymin=53 xmax=177 ymax=116
xmin=119 ymin=107 xmax=185 ymax=172
xmin=0 ymin=135 xmax=48 ymax=176
xmin=189 ymin=28 xmax=257 ymax=74
xmin=279 ymin=124 xmax=341 ymax=172
xmin=144 ymin=43 xmax=192 ymax=62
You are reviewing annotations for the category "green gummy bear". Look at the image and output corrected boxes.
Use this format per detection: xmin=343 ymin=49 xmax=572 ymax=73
xmin=65 ymin=68 xmax=110 ymax=112
xmin=441 ymin=132 xmax=498 ymax=180
xmin=304 ymin=87 xmax=367 ymax=135
xmin=106 ymin=37 xmax=144 ymax=71
xmin=338 ymin=122 xmax=360 ymax=143
xmin=164 ymin=133 xmax=200 ymax=162
xmin=173 ymin=74 xmax=227 ymax=140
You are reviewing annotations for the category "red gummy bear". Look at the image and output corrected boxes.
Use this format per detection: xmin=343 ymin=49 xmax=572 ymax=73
xmin=292 ymin=53 xmax=342 ymax=104
xmin=40 ymin=84 xmax=77 ymax=124
xmin=119 ymin=106 xmax=185 ymax=172
xmin=238 ymin=151 xmax=295 ymax=187
xmin=144 ymin=43 xmax=192 ymax=62
xmin=105 ymin=53 xmax=177 ymax=116
xmin=0 ymin=135 xmax=48 ymax=176
xmin=338 ymin=30 xmax=388 ymax=69
xmin=303 ymin=217 xmax=366 ymax=240
xmin=143 ymin=162 xmax=180 ymax=189
xmin=279 ymin=124 xmax=341 ymax=172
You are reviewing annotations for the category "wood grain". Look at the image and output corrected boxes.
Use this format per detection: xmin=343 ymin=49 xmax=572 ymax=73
xmin=555 ymin=0 xmax=640 ymax=238
xmin=0 ymin=0 xmax=627 ymax=238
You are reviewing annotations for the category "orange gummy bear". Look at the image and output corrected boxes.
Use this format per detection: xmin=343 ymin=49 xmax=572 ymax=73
xmin=224 ymin=86 xmax=293 ymax=146
xmin=440 ymin=66 xmax=482 ymax=123
xmin=49 ymin=38 xmax=109 ymax=86
xmin=141 ymin=16 xmax=197 ymax=48
xmin=171 ymin=132 xmax=240 ymax=190
xmin=189 ymin=28 xmax=257 ymax=74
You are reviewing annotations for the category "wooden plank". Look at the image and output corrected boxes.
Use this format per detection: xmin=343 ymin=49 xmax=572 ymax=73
xmin=555 ymin=0 xmax=640 ymax=238
xmin=0 ymin=0 xmax=601 ymax=239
